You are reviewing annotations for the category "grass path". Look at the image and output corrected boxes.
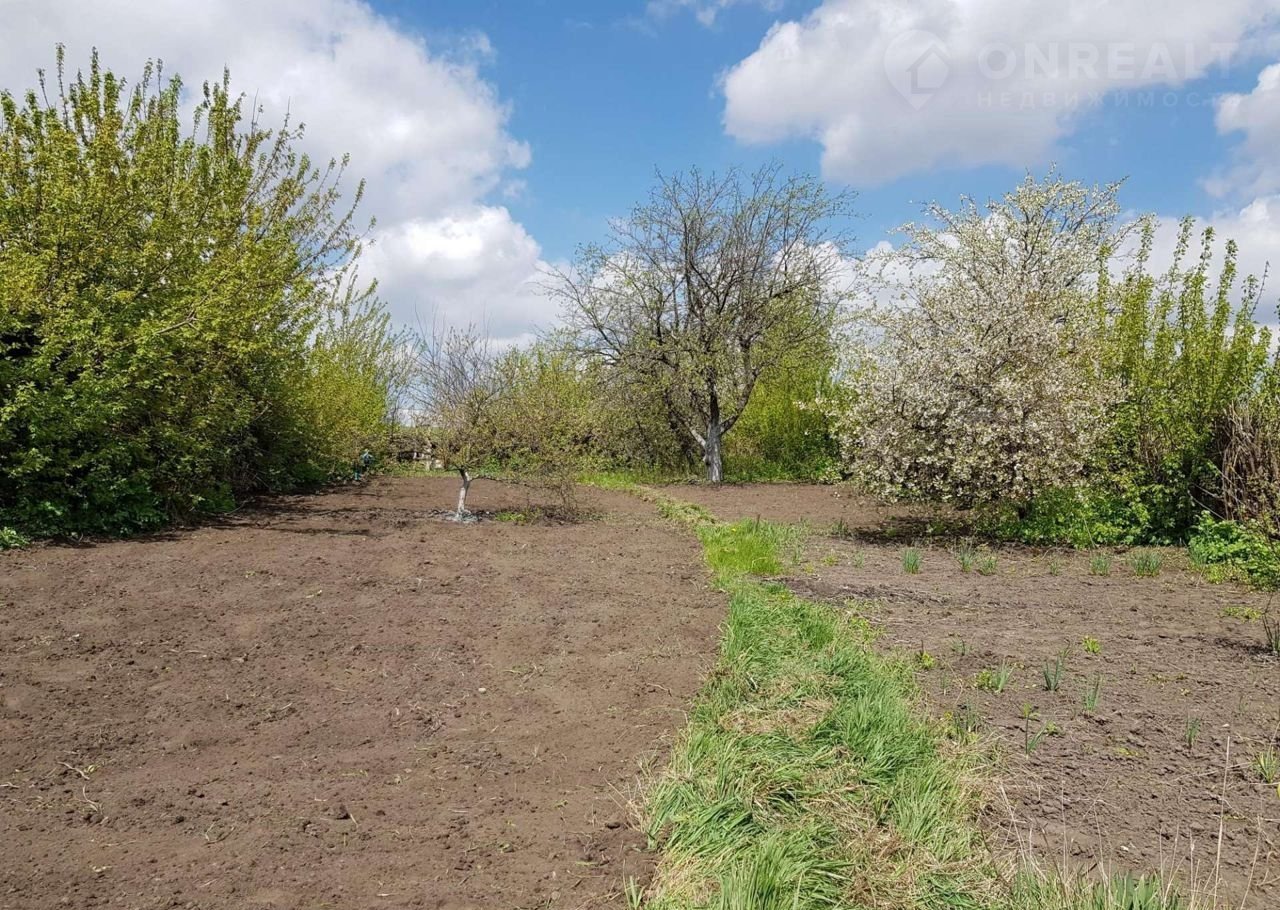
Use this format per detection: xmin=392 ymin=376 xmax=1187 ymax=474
xmin=623 ymin=489 xmax=1189 ymax=910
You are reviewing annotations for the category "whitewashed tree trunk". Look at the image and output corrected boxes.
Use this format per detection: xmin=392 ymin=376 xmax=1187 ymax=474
xmin=455 ymin=469 xmax=473 ymax=520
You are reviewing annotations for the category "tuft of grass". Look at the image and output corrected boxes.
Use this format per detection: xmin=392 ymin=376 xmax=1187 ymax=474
xmin=1081 ymin=636 xmax=1101 ymax=655
xmin=955 ymin=543 xmax=976 ymax=573
xmin=1254 ymin=746 xmax=1279 ymax=784
xmin=1089 ymin=553 xmax=1113 ymax=577
xmin=902 ymin=547 xmax=923 ymax=574
xmin=1220 ymin=605 xmax=1262 ymax=621
xmin=975 ymin=661 xmax=1014 ymax=693
xmin=1183 ymin=716 xmax=1201 ymax=750
xmin=656 ymin=496 xmax=716 ymax=528
xmin=1082 ymin=673 xmax=1102 ymax=713
xmin=1042 ymin=654 xmax=1066 ymax=692
xmin=1047 ymin=558 xmax=1063 ymax=577
xmin=1129 ymin=549 xmax=1164 ymax=578
xmin=976 ymin=553 xmax=999 ymax=576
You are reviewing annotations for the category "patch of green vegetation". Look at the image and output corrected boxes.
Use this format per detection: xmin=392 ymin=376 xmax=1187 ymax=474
xmin=1183 ymin=717 xmax=1201 ymax=750
xmin=1088 ymin=553 xmax=1113 ymax=577
xmin=0 ymin=527 xmax=30 ymax=550
xmin=902 ymin=547 xmax=923 ymax=574
xmin=698 ymin=519 xmax=803 ymax=580
xmin=1253 ymin=746 xmax=1279 ymax=784
xmin=1083 ymin=674 xmax=1102 ymax=713
xmin=1128 ymin=549 xmax=1164 ymax=578
xmin=1188 ymin=514 xmax=1280 ymax=591
xmin=956 ymin=543 xmax=976 ymax=573
xmin=974 ymin=662 xmax=1014 ymax=693
xmin=1081 ymin=636 xmax=1101 ymax=655
xmin=1042 ymin=654 xmax=1066 ymax=692
xmin=976 ymin=553 xmax=999 ymax=576
xmin=1220 ymin=605 xmax=1262 ymax=621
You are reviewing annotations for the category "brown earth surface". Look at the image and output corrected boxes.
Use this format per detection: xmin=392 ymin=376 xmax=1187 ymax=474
xmin=749 ymin=488 xmax=1278 ymax=907
xmin=0 ymin=477 xmax=722 ymax=910
xmin=5 ymin=477 xmax=1279 ymax=909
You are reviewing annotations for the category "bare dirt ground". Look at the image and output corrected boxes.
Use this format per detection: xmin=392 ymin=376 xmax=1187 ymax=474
xmin=676 ymin=482 xmax=1280 ymax=906
xmin=0 ymin=477 xmax=722 ymax=910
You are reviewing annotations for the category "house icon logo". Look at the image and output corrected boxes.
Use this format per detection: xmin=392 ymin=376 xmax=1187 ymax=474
xmin=884 ymin=30 xmax=951 ymax=109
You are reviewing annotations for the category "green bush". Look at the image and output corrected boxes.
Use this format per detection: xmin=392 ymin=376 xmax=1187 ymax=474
xmin=0 ymin=51 xmax=398 ymax=537
xmin=1188 ymin=514 xmax=1280 ymax=590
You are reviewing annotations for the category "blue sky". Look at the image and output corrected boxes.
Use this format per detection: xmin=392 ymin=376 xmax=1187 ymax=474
xmin=390 ymin=0 xmax=1267 ymax=259
xmin=4 ymin=1 xmax=1280 ymax=338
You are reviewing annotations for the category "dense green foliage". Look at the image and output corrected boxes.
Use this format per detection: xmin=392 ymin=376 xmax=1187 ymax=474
xmin=0 ymin=52 xmax=399 ymax=536
xmin=1188 ymin=513 xmax=1280 ymax=590
xmin=1089 ymin=219 xmax=1279 ymax=542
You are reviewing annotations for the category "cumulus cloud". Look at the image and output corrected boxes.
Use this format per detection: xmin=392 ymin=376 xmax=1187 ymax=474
xmin=364 ymin=207 xmax=559 ymax=342
xmin=1 ymin=0 xmax=553 ymax=341
xmin=1209 ymin=63 xmax=1280 ymax=199
xmin=722 ymin=0 xmax=1280 ymax=185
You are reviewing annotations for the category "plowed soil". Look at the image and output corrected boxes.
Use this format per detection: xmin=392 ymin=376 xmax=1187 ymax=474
xmin=0 ymin=478 xmax=722 ymax=910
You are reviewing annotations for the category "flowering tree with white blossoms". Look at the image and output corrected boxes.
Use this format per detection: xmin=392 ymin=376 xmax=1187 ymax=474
xmin=837 ymin=173 xmax=1127 ymax=509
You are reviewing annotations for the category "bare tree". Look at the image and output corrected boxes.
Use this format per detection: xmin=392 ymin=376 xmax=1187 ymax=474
xmin=548 ymin=163 xmax=855 ymax=483
xmin=410 ymin=324 xmax=507 ymax=519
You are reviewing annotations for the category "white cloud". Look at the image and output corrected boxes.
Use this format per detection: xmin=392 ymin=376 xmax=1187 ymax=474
xmin=364 ymin=207 xmax=559 ymax=338
xmin=1 ymin=0 xmax=551 ymax=342
xmin=1210 ymin=63 xmax=1280 ymax=199
xmin=722 ymin=0 xmax=1280 ymax=185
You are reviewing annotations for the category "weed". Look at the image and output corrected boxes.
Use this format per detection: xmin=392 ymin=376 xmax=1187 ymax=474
xmin=1042 ymin=655 xmax=1065 ymax=692
xmin=849 ymin=550 xmax=866 ymax=569
xmin=1183 ymin=716 xmax=1201 ymax=749
xmin=1083 ymin=673 xmax=1102 ymax=713
xmin=916 ymin=648 xmax=936 ymax=670
xmin=0 ymin=527 xmax=29 ymax=549
xmin=951 ymin=638 xmax=970 ymax=657
xmin=831 ymin=518 xmax=852 ymax=539
xmin=1020 ymin=704 xmax=1055 ymax=754
xmin=976 ymin=554 xmax=999 ymax=576
xmin=1129 ymin=549 xmax=1164 ymax=578
xmin=956 ymin=543 xmax=976 ymax=573
xmin=976 ymin=661 xmax=1014 ymax=693
xmin=819 ymin=552 xmax=840 ymax=567
xmin=951 ymin=702 xmax=982 ymax=738
xmin=1089 ymin=553 xmax=1113 ymax=577
xmin=902 ymin=547 xmax=922 ymax=574
xmin=1254 ymin=746 xmax=1279 ymax=784
xmin=1081 ymin=636 xmax=1101 ymax=655
xmin=1047 ymin=558 xmax=1063 ymax=576
xmin=1221 ymin=604 xmax=1262 ymax=621
xmin=1263 ymin=613 xmax=1280 ymax=655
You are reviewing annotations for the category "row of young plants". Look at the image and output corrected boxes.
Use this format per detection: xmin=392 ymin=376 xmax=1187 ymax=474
xmin=627 ymin=489 xmax=1188 ymax=910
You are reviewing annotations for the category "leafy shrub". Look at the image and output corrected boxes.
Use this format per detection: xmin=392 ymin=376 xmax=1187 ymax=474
xmin=0 ymin=51 xmax=398 ymax=537
xmin=0 ymin=526 xmax=30 ymax=549
xmin=1188 ymin=514 xmax=1280 ymax=590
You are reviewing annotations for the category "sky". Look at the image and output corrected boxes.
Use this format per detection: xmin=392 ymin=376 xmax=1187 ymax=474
xmin=2 ymin=0 xmax=1279 ymax=340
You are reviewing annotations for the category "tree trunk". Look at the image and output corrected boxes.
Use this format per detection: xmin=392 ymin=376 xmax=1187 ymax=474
xmin=704 ymin=420 xmax=724 ymax=484
xmin=455 ymin=469 xmax=473 ymax=520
